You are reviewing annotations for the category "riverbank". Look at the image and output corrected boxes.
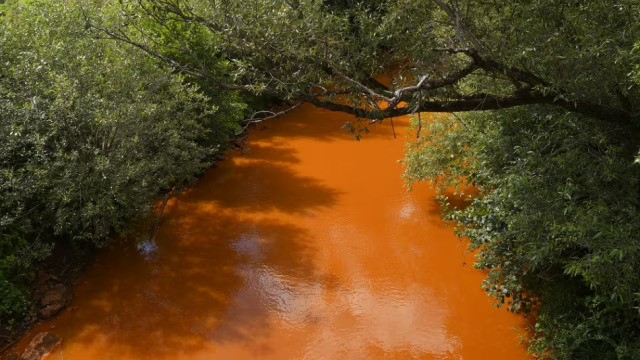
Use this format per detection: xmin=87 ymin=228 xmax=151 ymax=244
xmin=0 ymin=133 xmax=255 ymax=360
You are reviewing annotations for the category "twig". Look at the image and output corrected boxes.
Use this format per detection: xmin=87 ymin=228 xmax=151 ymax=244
xmin=451 ymin=112 xmax=469 ymax=128
xmin=416 ymin=91 xmax=423 ymax=138
xmin=0 ymin=339 xmax=18 ymax=355
xmin=432 ymin=0 xmax=485 ymax=53
xmin=148 ymin=186 xmax=178 ymax=243
xmin=235 ymin=102 xmax=302 ymax=135
xmin=59 ymin=264 xmax=71 ymax=277
xmin=390 ymin=117 xmax=397 ymax=139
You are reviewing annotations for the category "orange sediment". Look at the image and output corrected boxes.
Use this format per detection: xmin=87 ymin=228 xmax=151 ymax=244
xmin=10 ymin=104 xmax=531 ymax=359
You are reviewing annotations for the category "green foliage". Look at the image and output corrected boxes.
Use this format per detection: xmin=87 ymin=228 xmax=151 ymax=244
xmin=107 ymin=0 xmax=640 ymax=128
xmin=405 ymin=107 xmax=640 ymax=359
xmin=0 ymin=0 xmax=244 ymax=327
xmin=0 ymin=279 xmax=28 ymax=327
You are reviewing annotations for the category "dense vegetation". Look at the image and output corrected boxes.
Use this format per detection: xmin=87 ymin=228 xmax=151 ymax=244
xmin=1 ymin=0 xmax=640 ymax=358
xmin=405 ymin=107 xmax=640 ymax=359
xmin=0 ymin=0 xmax=244 ymax=329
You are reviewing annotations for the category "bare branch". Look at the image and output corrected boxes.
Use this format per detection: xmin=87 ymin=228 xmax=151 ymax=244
xmin=86 ymin=21 xmax=253 ymax=92
xmin=331 ymin=68 xmax=394 ymax=104
xmin=236 ymin=102 xmax=303 ymax=135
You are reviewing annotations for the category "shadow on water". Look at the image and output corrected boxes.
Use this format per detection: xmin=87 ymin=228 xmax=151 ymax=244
xmin=190 ymin=159 xmax=342 ymax=215
xmin=237 ymin=144 xmax=301 ymax=164
xmin=50 ymin=141 xmax=342 ymax=358
xmin=250 ymin=104 xmax=400 ymax=142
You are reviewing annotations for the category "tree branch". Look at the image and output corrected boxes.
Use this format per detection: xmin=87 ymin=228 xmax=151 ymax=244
xmin=235 ymin=102 xmax=303 ymax=135
xmin=432 ymin=0 xmax=485 ymax=52
xmin=304 ymin=92 xmax=548 ymax=120
xmin=87 ymin=5 xmax=638 ymax=129
xmin=304 ymin=90 xmax=636 ymax=128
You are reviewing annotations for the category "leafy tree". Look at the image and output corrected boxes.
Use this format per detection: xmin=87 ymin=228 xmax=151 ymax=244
xmin=96 ymin=0 xmax=639 ymax=131
xmin=0 ymin=0 xmax=244 ymax=327
xmin=405 ymin=107 xmax=640 ymax=359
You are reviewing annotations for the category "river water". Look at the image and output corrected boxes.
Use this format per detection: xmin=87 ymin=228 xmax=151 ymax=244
xmin=12 ymin=104 xmax=530 ymax=359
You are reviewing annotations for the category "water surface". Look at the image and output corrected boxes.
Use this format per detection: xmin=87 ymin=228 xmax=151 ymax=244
xmin=14 ymin=105 xmax=530 ymax=359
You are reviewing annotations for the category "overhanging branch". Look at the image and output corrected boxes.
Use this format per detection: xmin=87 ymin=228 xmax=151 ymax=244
xmin=87 ymin=5 xmax=638 ymax=128
xmin=304 ymin=90 xmax=637 ymax=128
xmin=303 ymin=92 xmax=549 ymax=121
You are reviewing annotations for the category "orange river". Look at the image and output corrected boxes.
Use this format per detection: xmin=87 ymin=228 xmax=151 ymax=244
xmin=9 ymin=104 xmax=531 ymax=359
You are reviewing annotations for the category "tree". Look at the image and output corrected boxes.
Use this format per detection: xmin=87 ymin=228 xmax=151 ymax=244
xmin=405 ymin=105 xmax=640 ymax=359
xmin=0 ymin=0 xmax=244 ymax=328
xmin=92 ymin=0 xmax=640 ymax=134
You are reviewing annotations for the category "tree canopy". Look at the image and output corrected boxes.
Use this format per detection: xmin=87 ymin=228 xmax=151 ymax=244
xmin=405 ymin=106 xmax=640 ymax=359
xmin=94 ymin=0 xmax=640 ymax=129
xmin=0 ymin=0 xmax=244 ymax=329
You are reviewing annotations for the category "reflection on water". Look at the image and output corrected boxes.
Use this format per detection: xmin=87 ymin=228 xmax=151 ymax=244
xmin=12 ymin=104 xmax=531 ymax=359
xmin=136 ymin=240 xmax=159 ymax=260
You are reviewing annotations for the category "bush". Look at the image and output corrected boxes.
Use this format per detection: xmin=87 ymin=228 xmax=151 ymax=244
xmin=0 ymin=0 xmax=245 ymax=326
xmin=0 ymin=279 xmax=28 ymax=328
xmin=405 ymin=107 xmax=640 ymax=359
